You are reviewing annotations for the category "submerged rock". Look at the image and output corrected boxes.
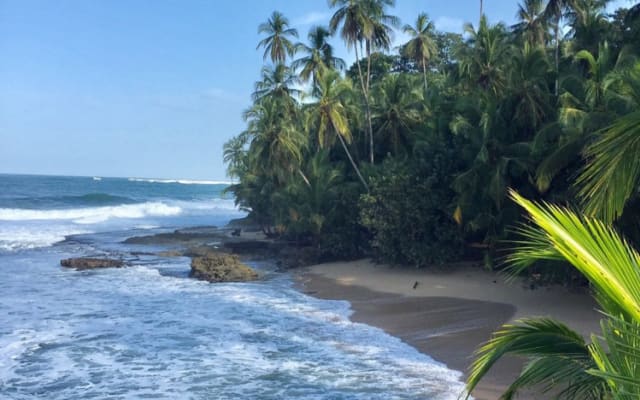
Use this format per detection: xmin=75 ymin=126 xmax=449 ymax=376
xmin=60 ymin=257 xmax=124 ymax=270
xmin=190 ymin=252 xmax=258 ymax=283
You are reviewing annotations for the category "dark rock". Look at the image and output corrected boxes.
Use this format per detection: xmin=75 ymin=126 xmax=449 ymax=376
xmin=60 ymin=257 xmax=124 ymax=270
xmin=223 ymin=240 xmax=270 ymax=254
xmin=190 ymin=252 xmax=258 ymax=283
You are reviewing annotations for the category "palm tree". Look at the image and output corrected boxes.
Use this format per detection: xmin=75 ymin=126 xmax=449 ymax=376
xmin=285 ymin=150 xmax=343 ymax=241
xmin=292 ymin=26 xmax=346 ymax=89
xmin=257 ymin=11 xmax=298 ymax=64
xmin=401 ymin=13 xmax=437 ymax=89
xmin=305 ymin=71 xmax=368 ymax=190
xmin=223 ymin=133 xmax=249 ymax=179
xmin=328 ymin=0 xmax=373 ymax=163
xmin=459 ymin=16 xmax=511 ymax=97
xmin=252 ymin=64 xmax=301 ymax=113
xmin=512 ymin=0 xmax=549 ymax=47
xmin=509 ymin=43 xmax=553 ymax=131
xmin=328 ymin=0 xmax=399 ymax=164
xmin=466 ymin=190 xmax=640 ymax=399
xmin=544 ymin=0 xmax=581 ymax=94
xmin=565 ymin=0 xmax=609 ymax=56
xmin=534 ymin=44 xmax=630 ymax=193
xmin=371 ymin=74 xmax=424 ymax=155
xmin=243 ymin=98 xmax=307 ymax=186
xmin=576 ymin=60 xmax=640 ymax=221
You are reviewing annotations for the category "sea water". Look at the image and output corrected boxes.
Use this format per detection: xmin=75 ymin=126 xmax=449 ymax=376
xmin=0 ymin=174 xmax=467 ymax=399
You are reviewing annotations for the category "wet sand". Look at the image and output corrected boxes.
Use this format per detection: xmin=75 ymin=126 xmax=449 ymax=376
xmin=296 ymin=259 xmax=601 ymax=400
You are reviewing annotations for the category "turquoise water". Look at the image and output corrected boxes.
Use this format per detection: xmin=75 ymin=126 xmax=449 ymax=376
xmin=0 ymin=174 xmax=467 ymax=399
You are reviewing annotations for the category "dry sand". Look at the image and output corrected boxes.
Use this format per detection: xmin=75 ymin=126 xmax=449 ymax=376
xmin=296 ymin=259 xmax=601 ymax=400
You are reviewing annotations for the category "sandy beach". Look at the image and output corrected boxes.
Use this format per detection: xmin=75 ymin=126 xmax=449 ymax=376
xmin=297 ymin=259 xmax=601 ymax=400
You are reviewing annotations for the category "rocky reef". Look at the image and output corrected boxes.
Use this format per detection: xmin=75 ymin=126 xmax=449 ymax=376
xmin=190 ymin=251 xmax=259 ymax=283
xmin=60 ymin=257 xmax=124 ymax=270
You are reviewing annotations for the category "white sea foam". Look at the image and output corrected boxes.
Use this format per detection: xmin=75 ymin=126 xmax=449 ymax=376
xmin=0 ymin=324 xmax=71 ymax=384
xmin=0 ymin=202 xmax=182 ymax=224
xmin=0 ymin=258 xmax=469 ymax=399
xmin=0 ymin=225 xmax=89 ymax=251
xmin=127 ymin=177 xmax=233 ymax=185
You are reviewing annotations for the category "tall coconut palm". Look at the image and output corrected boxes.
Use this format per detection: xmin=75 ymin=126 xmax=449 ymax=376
xmin=305 ymin=71 xmax=368 ymax=190
xmin=223 ymin=133 xmax=249 ymax=179
xmin=565 ymin=0 xmax=609 ymax=56
xmin=252 ymin=64 xmax=301 ymax=113
xmin=292 ymin=26 xmax=346 ymax=89
xmin=466 ymin=190 xmax=640 ymax=399
xmin=257 ymin=11 xmax=298 ymax=65
xmin=459 ymin=16 xmax=511 ymax=97
xmin=243 ymin=98 xmax=308 ymax=186
xmin=371 ymin=74 xmax=424 ymax=155
xmin=512 ymin=0 xmax=549 ymax=47
xmin=544 ymin=0 xmax=582 ymax=94
xmin=508 ymin=43 xmax=553 ymax=131
xmin=401 ymin=13 xmax=437 ymax=89
xmin=328 ymin=0 xmax=399 ymax=164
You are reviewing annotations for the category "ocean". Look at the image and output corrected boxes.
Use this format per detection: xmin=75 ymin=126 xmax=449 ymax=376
xmin=0 ymin=174 xmax=467 ymax=399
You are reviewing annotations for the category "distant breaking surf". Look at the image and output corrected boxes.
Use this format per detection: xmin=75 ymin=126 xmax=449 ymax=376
xmin=127 ymin=178 xmax=234 ymax=185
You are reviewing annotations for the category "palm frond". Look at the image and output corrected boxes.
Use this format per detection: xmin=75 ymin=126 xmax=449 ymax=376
xmin=508 ymin=190 xmax=640 ymax=321
xmin=466 ymin=318 xmax=593 ymax=399
xmin=576 ymin=111 xmax=640 ymax=223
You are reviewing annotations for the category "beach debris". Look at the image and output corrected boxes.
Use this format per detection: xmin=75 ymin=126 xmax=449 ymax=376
xmin=60 ymin=257 xmax=124 ymax=270
xmin=413 ymin=281 xmax=419 ymax=289
xmin=190 ymin=251 xmax=258 ymax=283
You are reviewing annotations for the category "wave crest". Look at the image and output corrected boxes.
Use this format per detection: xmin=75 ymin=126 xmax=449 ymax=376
xmin=128 ymin=178 xmax=232 ymax=185
xmin=0 ymin=202 xmax=182 ymax=224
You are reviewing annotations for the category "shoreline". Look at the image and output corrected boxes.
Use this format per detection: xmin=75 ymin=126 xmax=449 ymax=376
xmin=295 ymin=259 xmax=601 ymax=400
xmin=93 ymin=225 xmax=601 ymax=399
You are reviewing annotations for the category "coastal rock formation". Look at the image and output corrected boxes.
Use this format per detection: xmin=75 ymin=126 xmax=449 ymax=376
xmin=60 ymin=257 xmax=124 ymax=270
xmin=190 ymin=251 xmax=258 ymax=283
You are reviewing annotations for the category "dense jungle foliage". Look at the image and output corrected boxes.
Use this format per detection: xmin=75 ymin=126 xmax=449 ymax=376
xmin=224 ymin=0 xmax=640 ymax=269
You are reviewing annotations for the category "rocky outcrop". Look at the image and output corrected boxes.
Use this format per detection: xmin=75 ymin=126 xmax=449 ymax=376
xmin=190 ymin=251 xmax=259 ymax=283
xmin=60 ymin=257 xmax=124 ymax=270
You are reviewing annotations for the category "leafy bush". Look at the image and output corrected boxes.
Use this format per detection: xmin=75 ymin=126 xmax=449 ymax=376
xmin=360 ymin=142 xmax=464 ymax=266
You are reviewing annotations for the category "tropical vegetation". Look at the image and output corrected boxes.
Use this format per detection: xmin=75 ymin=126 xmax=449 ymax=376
xmin=223 ymin=0 xmax=640 ymax=397
xmin=225 ymin=0 xmax=640 ymax=267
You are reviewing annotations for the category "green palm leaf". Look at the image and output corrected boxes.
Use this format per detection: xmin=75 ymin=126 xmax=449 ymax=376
xmin=576 ymin=111 xmax=640 ymax=223
xmin=465 ymin=317 xmax=598 ymax=399
xmin=508 ymin=190 xmax=640 ymax=321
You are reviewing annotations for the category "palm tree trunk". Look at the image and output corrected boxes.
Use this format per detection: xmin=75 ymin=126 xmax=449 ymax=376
xmin=554 ymin=19 xmax=560 ymax=96
xmin=354 ymin=42 xmax=375 ymax=165
xmin=422 ymin=60 xmax=428 ymax=90
xmin=480 ymin=0 xmax=483 ymax=22
xmin=335 ymin=126 xmax=369 ymax=192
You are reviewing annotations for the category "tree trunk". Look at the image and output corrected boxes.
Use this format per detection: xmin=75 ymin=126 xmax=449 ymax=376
xmin=480 ymin=0 xmax=483 ymax=22
xmin=554 ymin=19 xmax=560 ymax=96
xmin=354 ymin=42 xmax=375 ymax=165
xmin=365 ymin=40 xmax=374 ymax=164
xmin=335 ymin=127 xmax=369 ymax=192
xmin=422 ymin=60 xmax=428 ymax=90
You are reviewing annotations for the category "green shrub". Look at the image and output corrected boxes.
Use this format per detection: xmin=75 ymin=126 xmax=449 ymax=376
xmin=360 ymin=144 xmax=464 ymax=266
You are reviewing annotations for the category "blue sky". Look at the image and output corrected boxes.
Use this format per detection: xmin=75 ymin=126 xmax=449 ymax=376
xmin=0 ymin=0 xmax=632 ymax=180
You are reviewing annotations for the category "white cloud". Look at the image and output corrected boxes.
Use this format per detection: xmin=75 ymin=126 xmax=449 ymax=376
xmin=293 ymin=11 xmax=331 ymax=27
xmin=434 ymin=16 xmax=465 ymax=33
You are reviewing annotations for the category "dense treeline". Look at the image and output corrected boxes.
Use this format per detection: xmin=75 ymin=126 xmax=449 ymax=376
xmin=224 ymin=0 xmax=640 ymax=269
